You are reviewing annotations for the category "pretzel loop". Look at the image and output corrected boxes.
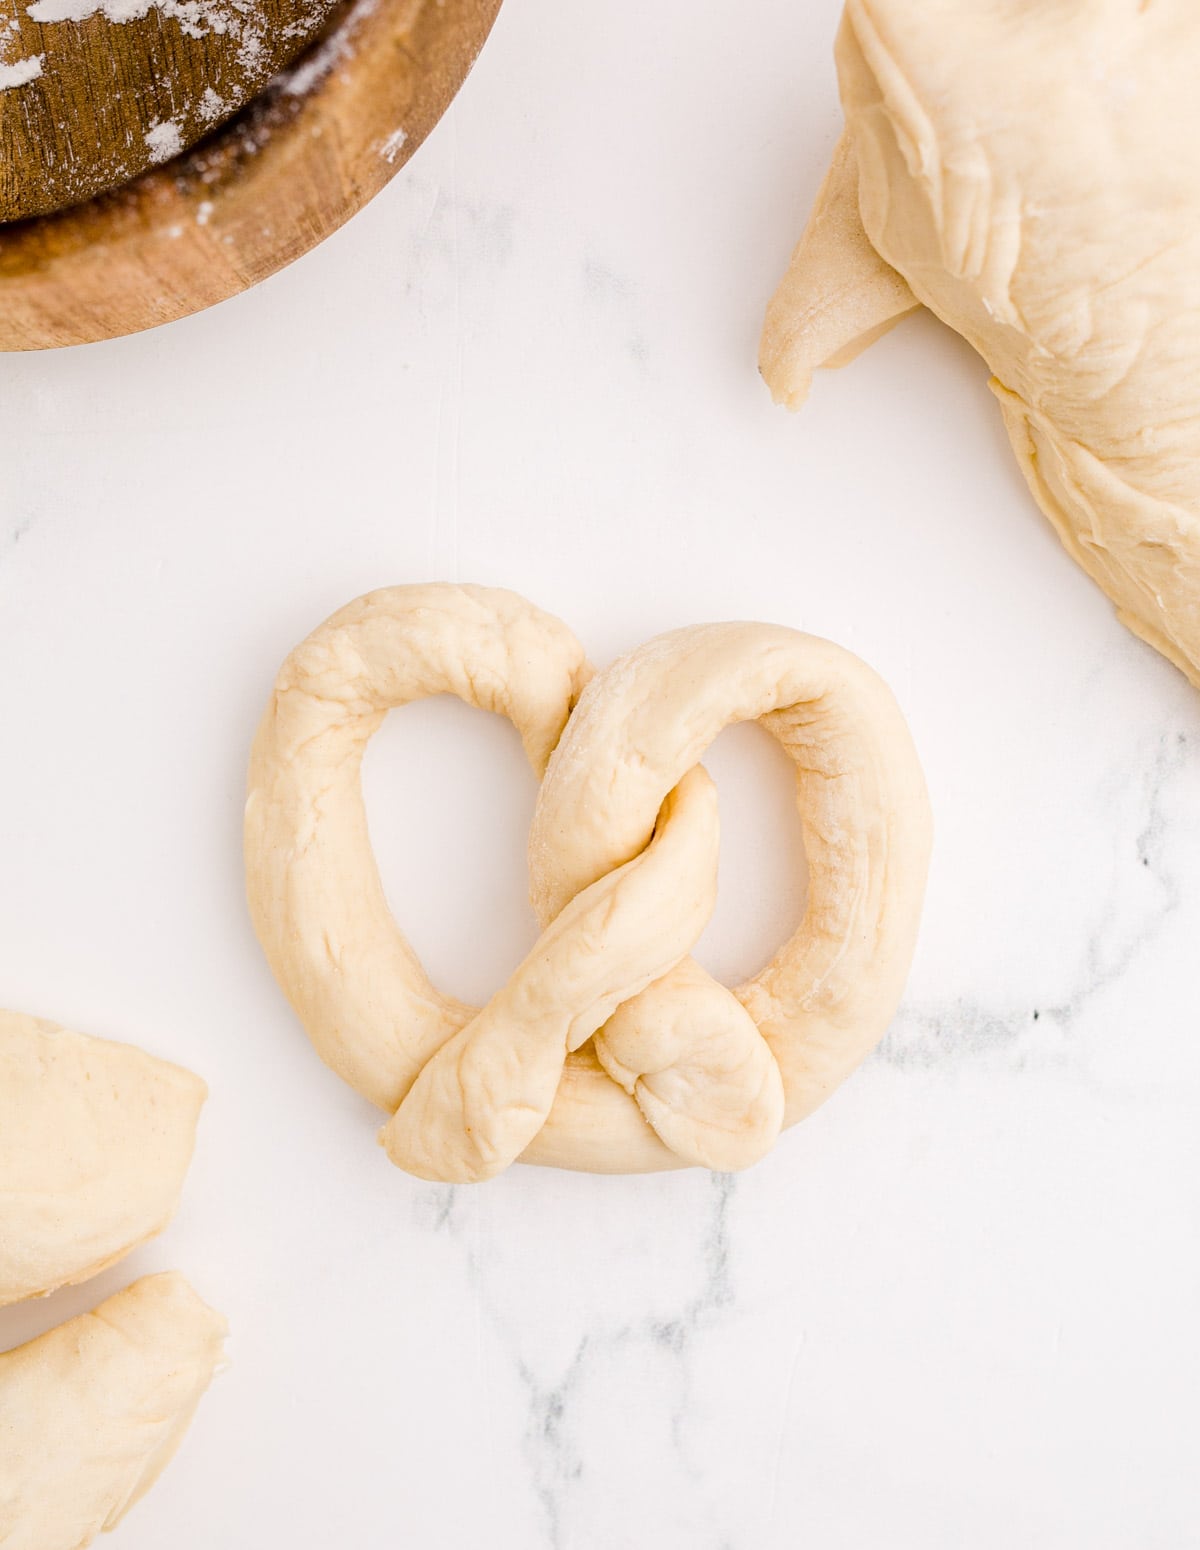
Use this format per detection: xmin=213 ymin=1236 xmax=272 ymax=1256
xmin=245 ymin=584 xmax=931 ymax=1182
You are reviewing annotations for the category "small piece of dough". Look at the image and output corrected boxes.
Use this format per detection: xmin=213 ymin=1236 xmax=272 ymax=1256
xmin=0 ymin=1011 xmax=206 ymax=1307
xmin=247 ymin=585 xmax=931 ymax=1181
xmin=0 ymin=1273 xmax=226 ymax=1550
xmin=762 ymin=0 xmax=1200 ymax=685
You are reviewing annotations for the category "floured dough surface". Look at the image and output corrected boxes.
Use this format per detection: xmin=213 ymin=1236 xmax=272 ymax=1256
xmin=762 ymin=0 xmax=1200 ymax=685
xmin=246 ymin=584 xmax=931 ymax=1182
xmin=0 ymin=1273 xmax=226 ymax=1550
xmin=0 ymin=1011 xmax=206 ymax=1307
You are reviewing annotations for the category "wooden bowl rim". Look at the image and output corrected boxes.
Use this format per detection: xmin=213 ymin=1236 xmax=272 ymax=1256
xmin=0 ymin=0 xmax=503 ymax=351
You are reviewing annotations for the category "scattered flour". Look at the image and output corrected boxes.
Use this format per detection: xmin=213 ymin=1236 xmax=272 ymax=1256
xmin=0 ymin=52 xmax=43 ymax=88
xmin=278 ymin=0 xmax=377 ymax=96
xmin=197 ymin=85 xmax=228 ymax=122
xmin=24 ymin=0 xmax=265 ymax=66
xmin=28 ymin=0 xmax=149 ymax=18
xmin=144 ymin=118 xmax=183 ymax=162
xmin=29 ymin=0 xmax=218 ymax=32
xmin=378 ymin=126 xmax=406 ymax=164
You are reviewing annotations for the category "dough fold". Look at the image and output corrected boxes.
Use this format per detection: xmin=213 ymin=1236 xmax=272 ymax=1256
xmin=762 ymin=0 xmax=1200 ymax=684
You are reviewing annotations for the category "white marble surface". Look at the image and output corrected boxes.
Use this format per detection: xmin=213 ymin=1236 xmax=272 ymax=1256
xmin=2 ymin=0 xmax=1199 ymax=1545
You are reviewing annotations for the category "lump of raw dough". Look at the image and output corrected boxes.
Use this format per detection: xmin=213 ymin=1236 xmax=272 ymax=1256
xmin=0 ymin=1273 xmax=226 ymax=1550
xmin=0 ymin=1011 xmax=206 ymax=1307
xmin=762 ymin=0 xmax=1200 ymax=685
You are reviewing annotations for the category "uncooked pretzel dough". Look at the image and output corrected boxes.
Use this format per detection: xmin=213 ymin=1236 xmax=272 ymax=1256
xmin=761 ymin=0 xmax=1200 ymax=685
xmin=0 ymin=1273 xmax=227 ymax=1550
xmin=246 ymin=584 xmax=931 ymax=1182
xmin=0 ymin=1010 xmax=206 ymax=1307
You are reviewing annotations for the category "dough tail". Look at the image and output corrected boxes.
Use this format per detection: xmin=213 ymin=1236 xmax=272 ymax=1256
xmin=759 ymin=130 xmax=919 ymax=410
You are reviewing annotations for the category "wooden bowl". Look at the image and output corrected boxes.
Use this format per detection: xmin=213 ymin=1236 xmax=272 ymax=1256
xmin=0 ymin=0 xmax=503 ymax=349
xmin=0 ymin=0 xmax=343 ymax=221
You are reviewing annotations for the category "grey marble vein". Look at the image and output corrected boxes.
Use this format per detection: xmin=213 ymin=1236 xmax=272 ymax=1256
xmin=413 ymin=1170 xmax=740 ymax=1549
xmin=880 ymin=722 xmax=1196 ymax=1075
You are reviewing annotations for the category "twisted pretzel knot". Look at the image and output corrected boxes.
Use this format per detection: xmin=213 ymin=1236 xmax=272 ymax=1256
xmin=245 ymin=585 xmax=930 ymax=1182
